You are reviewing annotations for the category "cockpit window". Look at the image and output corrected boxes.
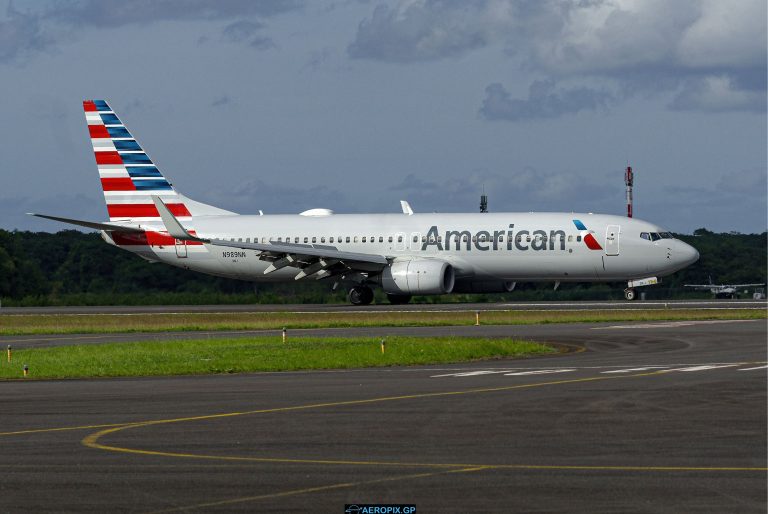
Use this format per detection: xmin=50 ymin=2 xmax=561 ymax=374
xmin=640 ymin=232 xmax=650 ymax=240
xmin=659 ymin=232 xmax=673 ymax=239
xmin=650 ymin=233 xmax=661 ymax=241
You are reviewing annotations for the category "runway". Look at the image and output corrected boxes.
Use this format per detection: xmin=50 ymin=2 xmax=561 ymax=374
xmin=1 ymin=299 xmax=765 ymax=315
xmin=1 ymin=320 xmax=765 ymax=512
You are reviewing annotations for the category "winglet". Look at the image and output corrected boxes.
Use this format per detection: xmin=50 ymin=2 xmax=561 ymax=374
xmin=151 ymin=196 xmax=206 ymax=241
xmin=400 ymin=200 xmax=414 ymax=215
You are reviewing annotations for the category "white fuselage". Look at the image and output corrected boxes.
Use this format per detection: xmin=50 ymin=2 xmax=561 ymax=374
xmin=105 ymin=211 xmax=699 ymax=286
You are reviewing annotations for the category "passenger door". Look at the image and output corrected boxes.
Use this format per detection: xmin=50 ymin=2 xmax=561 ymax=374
xmin=605 ymin=225 xmax=620 ymax=256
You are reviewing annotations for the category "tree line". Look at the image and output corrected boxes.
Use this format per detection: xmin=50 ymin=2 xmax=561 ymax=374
xmin=0 ymin=228 xmax=765 ymax=306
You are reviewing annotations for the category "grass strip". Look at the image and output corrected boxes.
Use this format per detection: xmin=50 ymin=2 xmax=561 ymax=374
xmin=0 ymin=309 xmax=764 ymax=336
xmin=0 ymin=336 xmax=553 ymax=379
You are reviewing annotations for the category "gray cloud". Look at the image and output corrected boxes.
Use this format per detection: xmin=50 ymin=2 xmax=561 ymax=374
xmin=0 ymin=2 xmax=54 ymax=63
xmin=44 ymin=0 xmax=303 ymax=27
xmin=643 ymin=167 xmax=767 ymax=233
xmin=479 ymin=81 xmax=612 ymax=121
xmin=210 ymin=95 xmax=232 ymax=108
xmin=351 ymin=0 xmax=766 ymax=113
xmin=210 ymin=179 xmax=360 ymax=215
xmin=221 ymin=20 xmax=275 ymax=50
xmin=670 ymin=76 xmax=767 ymax=112
xmin=348 ymin=1 xmax=490 ymax=62
xmin=0 ymin=0 xmax=301 ymax=63
xmin=388 ymin=167 xmax=616 ymax=214
xmin=0 ymin=194 xmax=106 ymax=232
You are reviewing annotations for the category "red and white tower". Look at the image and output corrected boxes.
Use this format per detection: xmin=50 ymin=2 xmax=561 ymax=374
xmin=624 ymin=165 xmax=634 ymax=218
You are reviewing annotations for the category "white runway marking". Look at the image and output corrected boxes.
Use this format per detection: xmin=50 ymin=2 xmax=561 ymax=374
xmin=430 ymin=362 xmax=764 ymax=378
xmin=593 ymin=319 xmax=755 ymax=330
xmin=503 ymin=369 xmax=576 ymax=376
xmin=661 ymin=364 xmax=739 ymax=373
xmin=738 ymin=365 xmax=768 ymax=371
xmin=601 ymin=366 xmax=669 ymax=374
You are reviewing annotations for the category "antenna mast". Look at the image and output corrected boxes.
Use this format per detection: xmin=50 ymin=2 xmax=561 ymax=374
xmin=624 ymin=165 xmax=634 ymax=218
xmin=480 ymin=186 xmax=488 ymax=213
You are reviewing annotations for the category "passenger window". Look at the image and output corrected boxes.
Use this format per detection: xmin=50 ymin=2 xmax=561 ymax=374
xmin=312 ymin=237 xmax=317 ymax=243
xmin=304 ymin=237 xmax=309 ymax=243
xmin=472 ymin=236 xmax=477 ymax=242
xmin=354 ymin=236 xmax=359 ymax=243
xmin=397 ymin=236 xmax=403 ymax=243
xmin=245 ymin=238 xmax=250 ymax=243
xmin=498 ymin=236 xmax=503 ymax=242
xmin=412 ymin=235 xmax=418 ymax=243
xmin=346 ymin=236 xmax=351 ymax=243
xmin=371 ymin=237 xmax=375 ymax=243
xmin=379 ymin=236 xmax=384 ymax=243
xmin=388 ymin=236 xmax=393 ymax=243
xmin=576 ymin=236 xmax=582 ymax=242
xmin=321 ymin=236 xmax=326 ymax=243
xmin=462 ymin=235 xmax=469 ymax=242
xmin=329 ymin=237 xmax=334 ymax=243
xmin=362 ymin=236 xmax=367 ymax=243
xmin=438 ymin=236 xmax=443 ymax=243
xmin=526 ymin=236 xmax=531 ymax=242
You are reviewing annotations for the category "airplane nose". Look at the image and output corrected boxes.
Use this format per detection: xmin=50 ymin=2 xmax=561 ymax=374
xmin=679 ymin=242 xmax=699 ymax=266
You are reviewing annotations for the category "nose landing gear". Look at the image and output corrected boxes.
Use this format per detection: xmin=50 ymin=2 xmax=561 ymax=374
xmin=624 ymin=288 xmax=636 ymax=301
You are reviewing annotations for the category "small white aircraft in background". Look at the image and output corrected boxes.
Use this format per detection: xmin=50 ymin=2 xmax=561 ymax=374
xmin=31 ymin=100 xmax=700 ymax=305
xmin=684 ymin=277 xmax=765 ymax=299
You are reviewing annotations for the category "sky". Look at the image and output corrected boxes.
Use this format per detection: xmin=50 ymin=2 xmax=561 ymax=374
xmin=0 ymin=0 xmax=765 ymax=234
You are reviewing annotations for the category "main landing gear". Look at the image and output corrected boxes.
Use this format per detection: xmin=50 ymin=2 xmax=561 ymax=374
xmin=348 ymin=286 xmax=374 ymax=306
xmin=624 ymin=288 xmax=636 ymax=301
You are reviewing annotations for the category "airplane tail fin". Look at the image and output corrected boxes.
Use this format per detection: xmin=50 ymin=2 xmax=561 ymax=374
xmin=83 ymin=100 xmax=234 ymax=222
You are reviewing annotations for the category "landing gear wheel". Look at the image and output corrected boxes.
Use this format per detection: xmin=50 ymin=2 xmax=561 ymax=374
xmin=386 ymin=293 xmax=412 ymax=305
xmin=348 ymin=286 xmax=374 ymax=306
xmin=624 ymin=288 xmax=636 ymax=301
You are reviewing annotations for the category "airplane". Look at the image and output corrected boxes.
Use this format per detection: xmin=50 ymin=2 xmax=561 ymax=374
xmin=684 ymin=277 xmax=765 ymax=299
xmin=31 ymin=100 xmax=700 ymax=305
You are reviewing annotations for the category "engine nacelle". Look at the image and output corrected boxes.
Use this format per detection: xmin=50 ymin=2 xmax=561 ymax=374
xmin=452 ymin=280 xmax=516 ymax=294
xmin=381 ymin=259 xmax=455 ymax=295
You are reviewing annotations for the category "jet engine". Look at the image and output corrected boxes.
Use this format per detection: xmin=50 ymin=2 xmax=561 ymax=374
xmin=381 ymin=259 xmax=455 ymax=295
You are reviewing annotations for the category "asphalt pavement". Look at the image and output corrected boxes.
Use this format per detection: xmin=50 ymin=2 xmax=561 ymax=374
xmin=1 ymin=299 xmax=765 ymax=315
xmin=0 ymin=319 xmax=765 ymax=513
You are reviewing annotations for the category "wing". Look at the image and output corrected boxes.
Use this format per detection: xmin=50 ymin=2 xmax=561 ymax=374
xmin=730 ymin=284 xmax=765 ymax=288
xmin=151 ymin=196 xmax=389 ymax=281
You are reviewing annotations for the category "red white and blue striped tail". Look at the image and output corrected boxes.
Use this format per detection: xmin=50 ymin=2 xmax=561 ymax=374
xmin=83 ymin=100 xmax=233 ymax=222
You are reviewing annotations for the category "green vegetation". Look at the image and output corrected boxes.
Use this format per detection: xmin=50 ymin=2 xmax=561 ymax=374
xmin=1 ymin=309 xmax=763 ymax=336
xmin=0 ymin=228 xmax=765 ymax=306
xmin=0 ymin=336 xmax=554 ymax=379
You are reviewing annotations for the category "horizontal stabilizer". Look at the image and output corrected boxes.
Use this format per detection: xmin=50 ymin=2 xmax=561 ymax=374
xmin=29 ymin=213 xmax=144 ymax=233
